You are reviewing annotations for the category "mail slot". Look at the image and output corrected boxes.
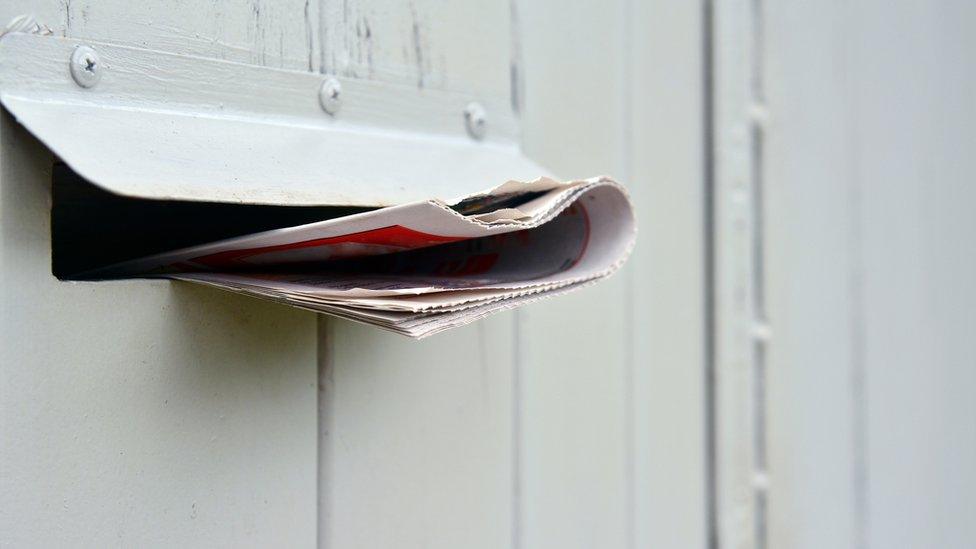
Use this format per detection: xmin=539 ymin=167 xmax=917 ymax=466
xmin=48 ymin=159 xmax=635 ymax=338
xmin=2 ymin=32 xmax=635 ymax=338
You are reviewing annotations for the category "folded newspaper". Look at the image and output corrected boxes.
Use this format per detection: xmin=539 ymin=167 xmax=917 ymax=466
xmin=86 ymin=177 xmax=637 ymax=338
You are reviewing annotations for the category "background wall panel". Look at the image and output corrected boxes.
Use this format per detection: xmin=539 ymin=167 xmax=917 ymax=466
xmin=0 ymin=112 xmax=318 ymax=548
xmin=853 ymin=3 xmax=976 ymax=547
xmin=0 ymin=1 xmax=712 ymax=547
xmin=518 ymin=1 xmax=707 ymax=548
xmin=763 ymin=2 xmax=860 ymax=547
xmin=627 ymin=2 xmax=708 ymax=548
xmin=323 ymin=319 xmax=516 ymax=549
xmin=762 ymin=2 xmax=976 ymax=549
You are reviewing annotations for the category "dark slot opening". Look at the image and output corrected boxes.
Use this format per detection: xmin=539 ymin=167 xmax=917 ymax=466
xmin=51 ymin=162 xmax=376 ymax=279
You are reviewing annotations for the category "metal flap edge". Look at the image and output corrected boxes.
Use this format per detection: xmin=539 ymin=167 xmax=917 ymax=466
xmin=0 ymin=33 xmax=549 ymax=206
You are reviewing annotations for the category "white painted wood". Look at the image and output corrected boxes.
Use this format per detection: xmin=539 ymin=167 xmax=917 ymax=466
xmin=11 ymin=0 xmax=513 ymax=100
xmin=712 ymin=0 xmax=764 ymax=547
xmin=0 ymin=2 xmax=714 ymax=548
xmin=321 ymin=317 xmax=516 ymax=549
xmin=852 ymin=3 xmax=976 ymax=547
xmin=516 ymin=2 xmax=630 ymax=548
xmin=763 ymin=2 xmax=860 ymax=548
xmin=627 ymin=2 xmax=708 ymax=548
xmin=316 ymin=0 xmax=514 ymax=99
xmin=0 ymin=1 xmax=64 ymax=37
xmin=62 ymin=0 xmax=314 ymax=71
xmin=2 ymin=1 xmax=312 ymax=70
xmin=763 ymin=2 xmax=976 ymax=549
xmin=0 ymin=112 xmax=319 ymax=547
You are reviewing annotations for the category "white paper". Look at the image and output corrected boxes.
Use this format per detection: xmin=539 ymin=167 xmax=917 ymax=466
xmin=88 ymin=176 xmax=637 ymax=338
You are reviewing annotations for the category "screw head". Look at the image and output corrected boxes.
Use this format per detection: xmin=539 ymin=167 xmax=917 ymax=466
xmin=70 ymin=45 xmax=102 ymax=88
xmin=464 ymin=102 xmax=487 ymax=140
xmin=319 ymin=77 xmax=342 ymax=115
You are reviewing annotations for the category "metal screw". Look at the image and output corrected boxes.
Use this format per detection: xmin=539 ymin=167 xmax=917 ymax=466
xmin=464 ymin=102 xmax=487 ymax=140
xmin=319 ymin=77 xmax=342 ymax=115
xmin=70 ymin=45 xmax=101 ymax=88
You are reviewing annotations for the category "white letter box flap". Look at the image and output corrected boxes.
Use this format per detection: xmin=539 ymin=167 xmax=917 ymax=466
xmin=0 ymin=32 xmax=547 ymax=206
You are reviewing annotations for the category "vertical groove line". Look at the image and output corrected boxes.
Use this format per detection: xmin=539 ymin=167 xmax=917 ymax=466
xmin=850 ymin=153 xmax=868 ymax=549
xmin=509 ymin=2 xmax=524 ymax=547
xmin=847 ymin=5 xmax=868 ymax=543
xmin=317 ymin=318 xmax=335 ymax=549
xmin=317 ymin=0 xmax=329 ymax=74
xmin=619 ymin=0 xmax=636 ymax=546
xmin=511 ymin=311 xmax=523 ymax=549
xmin=749 ymin=1 xmax=768 ymax=548
xmin=850 ymin=148 xmax=868 ymax=549
xmin=701 ymin=0 xmax=719 ymax=548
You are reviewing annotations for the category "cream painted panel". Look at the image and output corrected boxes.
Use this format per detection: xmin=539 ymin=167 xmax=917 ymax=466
xmin=322 ymin=318 xmax=515 ymax=549
xmin=517 ymin=1 xmax=630 ymax=547
xmin=317 ymin=0 xmax=513 ymax=98
xmin=0 ymin=115 xmax=318 ymax=546
xmin=0 ymin=1 xmax=65 ymax=35
xmin=764 ymin=1 xmax=976 ymax=548
xmin=3 ymin=0 xmax=512 ymax=101
xmin=712 ymin=1 xmax=764 ymax=545
xmin=63 ymin=0 xmax=313 ymax=70
xmin=853 ymin=2 xmax=976 ymax=547
xmin=5 ymin=0 xmax=310 ymax=70
xmin=628 ymin=2 xmax=708 ymax=548
xmin=764 ymin=2 xmax=860 ymax=547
